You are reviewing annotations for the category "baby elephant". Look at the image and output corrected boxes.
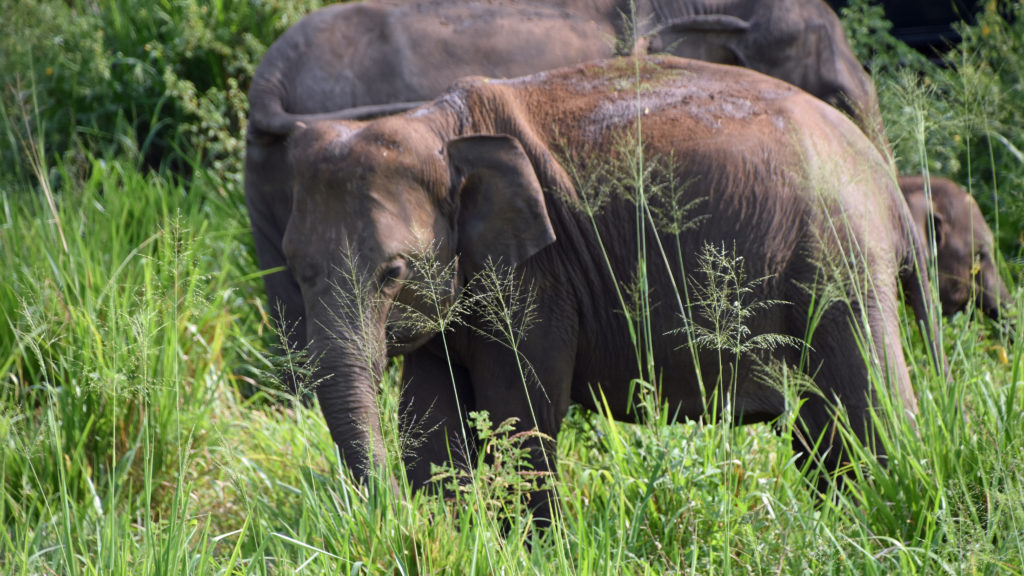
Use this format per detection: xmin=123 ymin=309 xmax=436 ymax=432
xmin=899 ymin=175 xmax=1013 ymax=320
xmin=281 ymin=55 xmax=941 ymax=521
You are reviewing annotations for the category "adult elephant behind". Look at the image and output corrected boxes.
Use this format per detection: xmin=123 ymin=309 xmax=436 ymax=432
xmin=281 ymin=56 xmax=940 ymax=520
xmin=245 ymin=0 xmax=888 ymax=361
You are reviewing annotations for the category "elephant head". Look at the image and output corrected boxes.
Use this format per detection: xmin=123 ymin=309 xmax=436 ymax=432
xmin=282 ymin=117 xmax=555 ymax=477
xmin=900 ymin=175 xmax=1013 ymax=320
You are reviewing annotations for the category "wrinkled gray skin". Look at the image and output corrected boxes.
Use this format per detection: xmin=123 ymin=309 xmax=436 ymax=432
xmin=281 ymin=56 xmax=938 ymax=520
xmin=246 ymin=0 xmax=886 ymax=362
xmin=899 ymin=175 xmax=1013 ymax=320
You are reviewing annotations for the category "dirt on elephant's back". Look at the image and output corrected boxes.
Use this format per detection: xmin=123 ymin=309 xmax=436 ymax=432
xmin=485 ymin=56 xmax=801 ymax=144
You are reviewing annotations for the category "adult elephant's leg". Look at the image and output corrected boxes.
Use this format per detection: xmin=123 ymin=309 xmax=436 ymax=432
xmin=399 ymin=344 xmax=475 ymax=491
xmin=245 ymin=134 xmax=307 ymax=391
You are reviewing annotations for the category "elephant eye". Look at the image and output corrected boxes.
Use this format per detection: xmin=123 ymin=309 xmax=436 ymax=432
xmin=295 ymin=261 xmax=322 ymax=286
xmin=378 ymin=260 xmax=407 ymax=289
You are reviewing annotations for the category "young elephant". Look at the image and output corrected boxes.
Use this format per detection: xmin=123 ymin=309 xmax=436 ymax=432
xmin=281 ymin=56 xmax=939 ymax=520
xmin=246 ymin=0 xmax=887 ymax=362
xmin=899 ymin=175 xmax=1013 ymax=320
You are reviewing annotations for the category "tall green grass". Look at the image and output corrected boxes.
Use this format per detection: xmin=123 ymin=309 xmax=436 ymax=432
xmin=0 ymin=150 xmax=264 ymax=571
xmin=2 ymin=2 xmax=1022 ymax=574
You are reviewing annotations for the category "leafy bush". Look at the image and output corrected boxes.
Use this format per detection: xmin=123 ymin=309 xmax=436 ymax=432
xmin=952 ymin=1 xmax=1024 ymax=261
xmin=0 ymin=0 xmax=323 ymax=182
xmin=836 ymin=0 xmax=935 ymax=74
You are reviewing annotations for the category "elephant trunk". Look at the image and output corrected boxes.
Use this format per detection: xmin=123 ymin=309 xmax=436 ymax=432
xmin=314 ymin=351 xmax=388 ymax=479
xmin=307 ymin=290 xmax=391 ymax=482
xmin=979 ymin=267 xmax=1014 ymax=322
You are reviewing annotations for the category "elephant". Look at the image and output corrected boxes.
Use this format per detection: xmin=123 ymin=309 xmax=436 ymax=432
xmin=246 ymin=0 xmax=888 ymax=363
xmin=899 ymin=175 xmax=1014 ymax=320
xmin=246 ymin=1 xmax=612 ymax=363
xmin=280 ymin=55 xmax=940 ymax=520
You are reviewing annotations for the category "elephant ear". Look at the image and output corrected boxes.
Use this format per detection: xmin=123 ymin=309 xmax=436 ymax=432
xmin=446 ymin=135 xmax=556 ymax=277
xmin=904 ymin=184 xmax=947 ymax=250
xmin=928 ymin=210 xmax=947 ymax=249
xmin=648 ymin=15 xmax=750 ymax=64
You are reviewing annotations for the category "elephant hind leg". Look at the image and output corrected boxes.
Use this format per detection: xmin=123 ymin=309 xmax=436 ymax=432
xmin=789 ymin=297 xmax=879 ymax=486
xmin=791 ymin=272 xmax=915 ymax=490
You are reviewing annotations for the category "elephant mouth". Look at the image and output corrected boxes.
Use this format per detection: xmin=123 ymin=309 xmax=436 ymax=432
xmin=385 ymin=325 xmax=434 ymax=355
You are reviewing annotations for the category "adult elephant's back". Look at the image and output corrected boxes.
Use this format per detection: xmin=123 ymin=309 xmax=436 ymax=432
xmin=247 ymin=1 xmax=615 ymax=137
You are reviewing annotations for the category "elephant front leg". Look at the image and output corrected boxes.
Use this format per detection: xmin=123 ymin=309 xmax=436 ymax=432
xmin=467 ymin=333 xmax=576 ymax=526
xmin=399 ymin=345 xmax=476 ymax=492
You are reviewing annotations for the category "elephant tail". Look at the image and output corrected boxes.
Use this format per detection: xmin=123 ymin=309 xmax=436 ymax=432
xmin=249 ymin=101 xmax=428 ymax=139
xmin=901 ymin=218 xmax=948 ymax=380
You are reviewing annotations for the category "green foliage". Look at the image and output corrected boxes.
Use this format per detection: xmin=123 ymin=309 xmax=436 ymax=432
xmin=0 ymin=155 xmax=266 ymax=571
xmin=0 ymin=0 xmax=323 ymax=180
xmin=431 ymin=412 xmax=555 ymax=527
xmin=838 ymin=0 xmax=935 ymax=74
xmin=949 ymin=1 xmax=1024 ymax=261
